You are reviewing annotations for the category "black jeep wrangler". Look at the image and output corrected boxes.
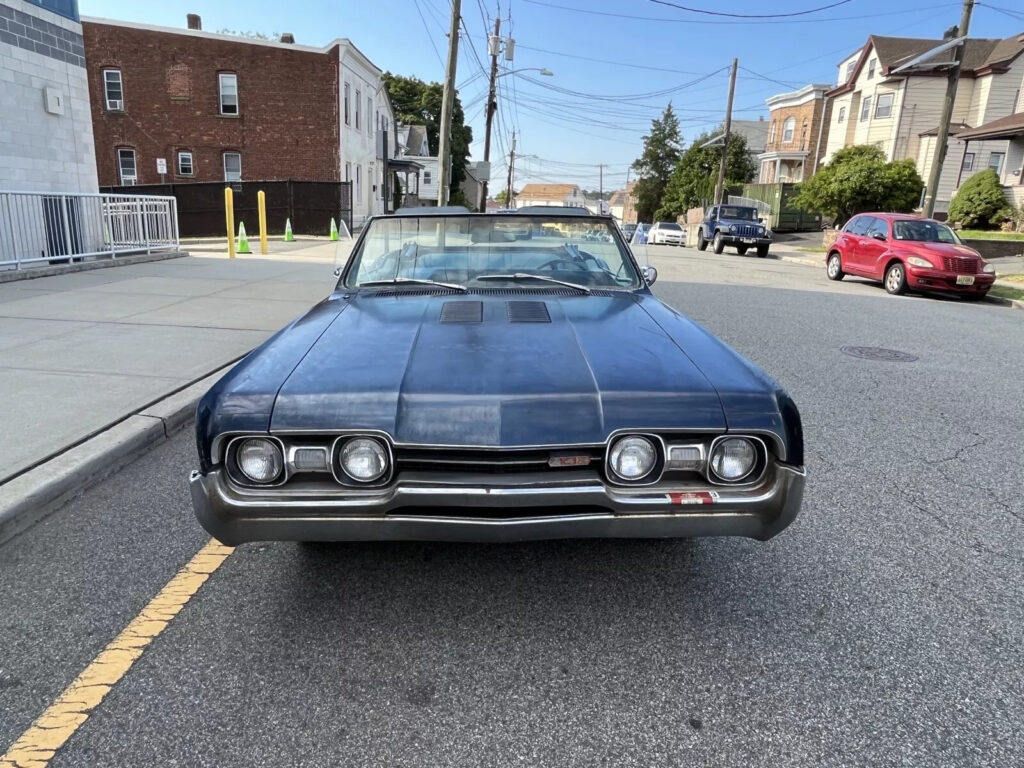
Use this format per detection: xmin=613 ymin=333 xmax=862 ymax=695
xmin=697 ymin=204 xmax=771 ymax=257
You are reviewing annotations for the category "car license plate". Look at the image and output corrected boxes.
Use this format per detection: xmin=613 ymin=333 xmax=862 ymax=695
xmin=956 ymin=275 xmax=975 ymax=285
xmin=742 ymin=238 xmax=756 ymax=244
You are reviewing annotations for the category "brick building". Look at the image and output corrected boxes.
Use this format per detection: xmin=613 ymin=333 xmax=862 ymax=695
xmin=81 ymin=15 xmax=395 ymax=224
xmin=757 ymin=84 xmax=832 ymax=183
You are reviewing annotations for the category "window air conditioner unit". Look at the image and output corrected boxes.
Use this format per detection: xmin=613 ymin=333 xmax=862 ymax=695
xmin=108 ymin=99 xmax=123 ymax=111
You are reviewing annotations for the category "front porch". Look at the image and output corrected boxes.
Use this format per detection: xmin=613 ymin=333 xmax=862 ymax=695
xmin=757 ymin=151 xmax=810 ymax=183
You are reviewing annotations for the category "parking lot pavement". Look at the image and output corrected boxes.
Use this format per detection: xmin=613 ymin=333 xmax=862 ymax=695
xmin=0 ymin=249 xmax=341 ymax=483
xmin=2 ymin=264 xmax=1022 ymax=767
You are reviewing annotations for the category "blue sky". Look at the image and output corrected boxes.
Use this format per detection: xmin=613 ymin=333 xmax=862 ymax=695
xmin=78 ymin=0 xmax=1020 ymax=192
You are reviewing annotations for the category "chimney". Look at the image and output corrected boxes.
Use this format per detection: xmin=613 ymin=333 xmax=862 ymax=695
xmin=186 ymin=13 xmax=201 ymax=30
xmin=279 ymin=33 xmax=295 ymax=43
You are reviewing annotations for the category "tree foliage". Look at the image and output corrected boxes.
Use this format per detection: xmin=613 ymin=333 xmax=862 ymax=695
xmin=631 ymin=104 xmax=682 ymax=222
xmin=381 ymin=72 xmax=473 ymax=198
xmin=494 ymin=188 xmax=517 ymax=205
xmin=947 ymin=169 xmax=1011 ymax=229
xmin=793 ymin=145 xmax=923 ymax=225
xmin=657 ymin=128 xmax=756 ymax=220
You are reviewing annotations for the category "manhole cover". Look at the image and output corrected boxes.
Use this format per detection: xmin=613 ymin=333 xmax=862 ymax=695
xmin=840 ymin=346 xmax=918 ymax=362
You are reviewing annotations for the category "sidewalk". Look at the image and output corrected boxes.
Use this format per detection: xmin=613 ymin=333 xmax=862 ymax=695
xmin=0 ymin=239 xmax=347 ymax=484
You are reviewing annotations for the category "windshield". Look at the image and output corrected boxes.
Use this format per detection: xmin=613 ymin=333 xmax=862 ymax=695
xmin=657 ymin=222 xmax=682 ymax=230
xmin=719 ymin=207 xmax=757 ymax=220
xmin=344 ymin=215 xmax=641 ymax=290
xmin=892 ymin=220 xmax=961 ymax=244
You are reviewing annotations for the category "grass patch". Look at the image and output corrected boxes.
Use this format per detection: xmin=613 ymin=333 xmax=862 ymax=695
xmin=957 ymin=230 xmax=1024 ymax=241
xmin=998 ymin=273 xmax=1024 ymax=285
xmin=796 ymin=246 xmax=828 ymax=253
xmin=990 ymin=284 xmax=1024 ymax=302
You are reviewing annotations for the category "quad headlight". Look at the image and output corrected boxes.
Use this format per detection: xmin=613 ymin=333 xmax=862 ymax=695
xmin=235 ymin=437 xmax=284 ymax=484
xmin=608 ymin=435 xmax=658 ymax=481
xmin=339 ymin=437 xmax=389 ymax=482
xmin=709 ymin=437 xmax=758 ymax=483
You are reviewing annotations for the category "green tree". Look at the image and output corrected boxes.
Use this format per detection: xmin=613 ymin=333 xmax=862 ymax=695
xmin=947 ymin=169 xmax=1011 ymax=229
xmin=793 ymin=145 xmax=923 ymax=225
xmin=631 ymin=104 xmax=682 ymax=222
xmin=657 ymin=128 xmax=756 ymax=220
xmin=494 ymin=188 xmax=517 ymax=205
xmin=381 ymin=73 xmax=473 ymax=200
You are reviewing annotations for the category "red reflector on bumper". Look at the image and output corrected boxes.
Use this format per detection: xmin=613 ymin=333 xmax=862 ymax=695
xmin=668 ymin=491 xmax=717 ymax=505
xmin=548 ymin=454 xmax=592 ymax=467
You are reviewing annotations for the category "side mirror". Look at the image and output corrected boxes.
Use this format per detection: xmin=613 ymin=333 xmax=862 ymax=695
xmin=871 ymin=232 xmax=886 ymax=241
xmin=641 ymin=265 xmax=658 ymax=286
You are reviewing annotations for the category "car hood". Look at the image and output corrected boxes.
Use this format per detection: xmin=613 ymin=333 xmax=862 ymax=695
xmin=899 ymin=241 xmax=982 ymax=260
xmin=269 ymin=292 xmax=727 ymax=446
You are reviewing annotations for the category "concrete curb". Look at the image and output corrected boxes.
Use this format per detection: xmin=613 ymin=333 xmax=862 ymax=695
xmin=0 ymin=362 xmax=236 ymax=546
xmin=0 ymin=250 xmax=188 ymax=284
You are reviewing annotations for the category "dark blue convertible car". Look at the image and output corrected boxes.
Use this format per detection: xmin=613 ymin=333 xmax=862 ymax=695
xmin=190 ymin=207 xmax=804 ymax=543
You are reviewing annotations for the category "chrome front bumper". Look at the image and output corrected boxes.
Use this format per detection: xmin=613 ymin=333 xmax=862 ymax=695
xmin=190 ymin=464 xmax=805 ymax=544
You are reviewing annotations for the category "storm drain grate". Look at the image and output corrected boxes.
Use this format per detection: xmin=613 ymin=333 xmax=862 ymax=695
xmin=840 ymin=346 xmax=918 ymax=363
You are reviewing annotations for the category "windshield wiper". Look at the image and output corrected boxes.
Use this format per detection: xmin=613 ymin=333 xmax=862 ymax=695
xmin=358 ymin=277 xmax=468 ymax=292
xmin=476 ymin=273 xmax=591 ymax=294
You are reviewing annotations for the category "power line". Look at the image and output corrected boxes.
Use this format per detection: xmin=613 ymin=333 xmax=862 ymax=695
xmin=647 ymin=0 xmax=852 ymax=18
xmin=514 ymin=44 xmax=707 ymax=75
xmin=412 ymin=0 xmax=445 ymax=69
xmin=738 ymin=66 xmax=803 ymax=90
xmin=977 ymin=3 xmax=1024 ymax=22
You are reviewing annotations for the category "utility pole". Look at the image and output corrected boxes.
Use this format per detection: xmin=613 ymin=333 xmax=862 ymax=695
xmin=506 ymin=130 xmax=516 ymax=206
xmin=436 ymin=0 xmax=462 ymax=206
xmin=714 ymin=58 xmax=738 ymax=206
xmin=479 ymin=17 xmax=501 ymax=210
xmin=922 ymin=0 xmax=973 ymax=218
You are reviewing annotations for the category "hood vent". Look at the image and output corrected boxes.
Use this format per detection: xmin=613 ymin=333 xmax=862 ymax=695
xmin=439 ymin=301 xmax=483 ymax=323
xmin=507 ymin=300 xmax=551 ymax=323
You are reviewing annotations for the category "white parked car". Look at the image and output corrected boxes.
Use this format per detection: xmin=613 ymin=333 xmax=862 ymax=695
xmin=647 ymin=221 xmax=685 ymax=246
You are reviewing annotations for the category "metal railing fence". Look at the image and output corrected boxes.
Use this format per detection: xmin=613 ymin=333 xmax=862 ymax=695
xmin=0 ymin=191 xmax=179 ymax=270
xmin=727 ymin=195 xmax=773 ymax=217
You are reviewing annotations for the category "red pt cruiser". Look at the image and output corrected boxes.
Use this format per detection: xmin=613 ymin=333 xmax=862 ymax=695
xmin=825 ymin=213 xmax=996 ymax=300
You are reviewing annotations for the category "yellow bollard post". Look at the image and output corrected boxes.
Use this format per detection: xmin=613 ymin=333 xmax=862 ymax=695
xmin=257 ymin=190 xmax=268 ymax=255
xmin=224 ymin=186 xmax=236 ymax=259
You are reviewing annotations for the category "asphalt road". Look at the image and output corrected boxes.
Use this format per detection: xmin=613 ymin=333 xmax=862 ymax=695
xmin=2 ymin=250 xmax=1023 ymax=767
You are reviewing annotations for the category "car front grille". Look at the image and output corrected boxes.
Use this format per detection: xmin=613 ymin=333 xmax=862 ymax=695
xmin=735 ymin=224 xmax=760 ymax=237
xmin=394 ymin=447 xmax=605 ymax=474
xmin=942 ymin=256 xmax=979 ymax=274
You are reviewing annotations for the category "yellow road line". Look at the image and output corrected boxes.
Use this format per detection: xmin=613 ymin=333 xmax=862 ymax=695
xmin=1 ymin=539 xmax=234 ymax=768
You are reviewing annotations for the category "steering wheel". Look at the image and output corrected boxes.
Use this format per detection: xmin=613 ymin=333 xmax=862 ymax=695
xmin=537 ymin=258 xmax=589 ymax=272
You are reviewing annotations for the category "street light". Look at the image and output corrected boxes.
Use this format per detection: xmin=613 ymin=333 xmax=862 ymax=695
xmin=496 ymin=67 xmax=554 ymax=78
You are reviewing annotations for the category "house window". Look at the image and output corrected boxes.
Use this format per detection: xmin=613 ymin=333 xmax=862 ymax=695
xmin=782 ymin=117 xmax=795 ymax=143
xmin=177 ymin=150 xmax=193 ymax=176
xmin=103 ymin=69 xmax=123 ymax=111
xmin=219 ymin=73 xmax=238 ymax=115
xmin=874 ymin=92 xmax=894 ymax=119
xmin=355 ymin=88 xmax=361 ymax=130
xmin=223 ymin=151 xmax=241 ymax=182
xmin=345 ymin=162 xmax=351 ymax=182
xmin=868 ymin=59 xmax=876 ymax=79
xmin=988 ymin=152 xmax=1005 ymax=175
xmin=344 ymin=82 xmax=350 ymax=125
xmin=117 ymin=148 xmax=136 ymax=185
xmin=367 ymin=97 xmax=373 ymax=134
xmin=961 ymin=152 xmax=975 ymax=173
xmin=845 ymin=60 xmax=856 ymax=82
xmin=423 ymin=170 xmax=432 ymax=185
xmin=860 ymin=96 xmax=872 ymax=122
xmin=837 ymin=106 xmax=846 ymax=123
xmin=768 ymin=120 xmax=776 ymax=144
xmin=355 ymin=164 xmax=362 ymax=200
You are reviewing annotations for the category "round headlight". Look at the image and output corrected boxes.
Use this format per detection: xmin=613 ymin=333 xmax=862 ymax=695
xmin=709 ymin=437 xmax=757 ymax=482
xmin=236 ymin=437 xmax=283 ymax=483
xmin=608 ymin=436 xmax=657 ymax=481
xmin=340 ymin=437 xmax=389 ymax=482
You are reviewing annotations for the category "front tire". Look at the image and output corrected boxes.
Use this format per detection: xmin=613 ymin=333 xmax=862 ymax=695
xmin=884 ymin=262 xmax=907 ymax=295
xmin=826 ymin=252 xmax=844 ymax=280
xmin=756 ymin=245 xmax=769 ymax=258
xmin=712 ymin=232 xmax=725 ymax=254
xmin=697 ymin=231 xmax=708 ymax=251
xmin=736 ymin=245 xmax=748 ymax=255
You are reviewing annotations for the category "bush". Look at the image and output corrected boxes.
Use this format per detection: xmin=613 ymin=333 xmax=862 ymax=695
xmin=947 ymin=169 xmax=1011 ymax=229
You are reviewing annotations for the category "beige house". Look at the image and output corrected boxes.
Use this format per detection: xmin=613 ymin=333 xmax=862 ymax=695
xmin=823 ymin=32 xmax=1024 ymax=213
xmin=956 ymin=112 xmax=1024 ymax=207
xmin=513 ymin=183 xmax=586 ymax=208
